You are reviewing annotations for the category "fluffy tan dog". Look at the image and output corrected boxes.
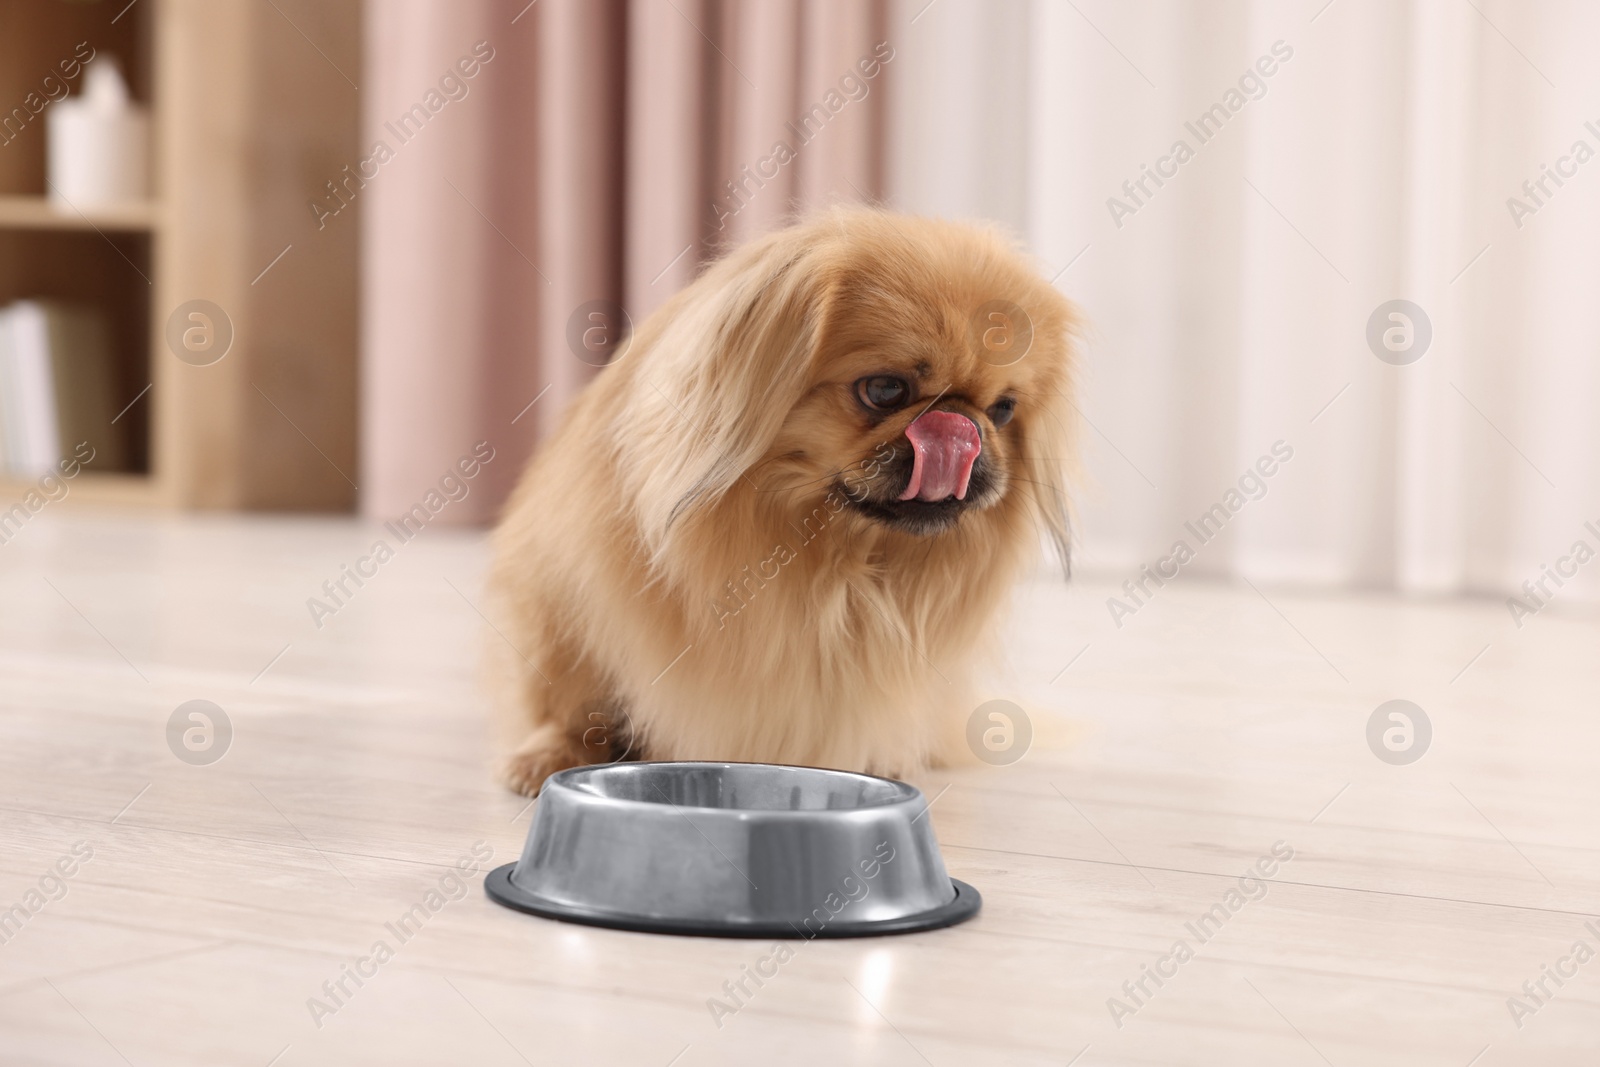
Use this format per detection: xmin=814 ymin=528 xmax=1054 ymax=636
xmin=487 ymin=208 xmax=1076 ymax=796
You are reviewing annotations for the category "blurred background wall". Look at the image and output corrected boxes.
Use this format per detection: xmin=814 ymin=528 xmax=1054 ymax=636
xmin=357 ymin=0 xmax=1600 ymax=606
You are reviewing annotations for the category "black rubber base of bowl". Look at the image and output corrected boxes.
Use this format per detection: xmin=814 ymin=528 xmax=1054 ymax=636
xmin=484 ymin=863 xmax=981 ymax=939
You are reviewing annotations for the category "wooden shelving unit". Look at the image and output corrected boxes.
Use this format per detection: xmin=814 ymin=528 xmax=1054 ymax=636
xmin=0 ymin=0 xmax=360 ymax=511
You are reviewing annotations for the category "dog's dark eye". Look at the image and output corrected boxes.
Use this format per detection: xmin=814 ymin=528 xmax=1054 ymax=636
xmin=856 ymin=376 xmax=912 ymax=411
xmin=988 ymin=397 xmax=1016 ymax=427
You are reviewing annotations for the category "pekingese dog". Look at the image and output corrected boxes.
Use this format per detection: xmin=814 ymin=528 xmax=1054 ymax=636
xmin=487 ymin=208 xmax=1077 ymax=796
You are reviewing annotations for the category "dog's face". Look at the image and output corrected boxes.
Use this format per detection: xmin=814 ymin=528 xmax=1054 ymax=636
xmin=750 ymin=227 xmax=1074 ymax=545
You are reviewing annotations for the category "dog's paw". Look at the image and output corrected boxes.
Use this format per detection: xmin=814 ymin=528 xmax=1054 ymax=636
xmin=496 ymin=728 xmax=582 ymax=797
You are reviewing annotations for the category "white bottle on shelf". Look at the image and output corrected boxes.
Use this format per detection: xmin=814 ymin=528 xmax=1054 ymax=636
xmin=46 ymin=57 xmax=149 ymax=208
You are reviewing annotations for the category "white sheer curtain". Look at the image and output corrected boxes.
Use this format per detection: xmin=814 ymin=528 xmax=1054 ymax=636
xmin=888 ymin=0 xmax=1600 ymax=604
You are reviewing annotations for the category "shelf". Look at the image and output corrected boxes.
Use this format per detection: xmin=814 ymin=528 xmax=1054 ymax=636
xmin=0 ymin=196 xmax=159 ymax=233
xmin=0 ymin=471 xmax=164 ymax=509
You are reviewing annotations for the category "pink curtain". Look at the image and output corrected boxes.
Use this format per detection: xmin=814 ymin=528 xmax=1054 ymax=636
xmin=362 ymin=0 xmax=890 ymax=523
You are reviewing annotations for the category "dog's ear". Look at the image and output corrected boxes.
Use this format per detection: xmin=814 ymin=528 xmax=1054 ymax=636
xmin=1014 ymin=310 xmax=1078 ymax=577
xmin=1021 ymin=395 xmax=1074 ymax=577
xmin=618 ymin=232 xmax=831 ymax=560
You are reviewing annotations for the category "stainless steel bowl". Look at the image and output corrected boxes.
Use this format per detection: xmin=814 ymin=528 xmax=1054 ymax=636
xmin=485 ymin=762 xmax=980 ymax=937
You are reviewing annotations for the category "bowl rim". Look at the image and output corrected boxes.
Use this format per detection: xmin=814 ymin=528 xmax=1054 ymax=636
xmin=546 ymin=760 xmax=928 ymax=816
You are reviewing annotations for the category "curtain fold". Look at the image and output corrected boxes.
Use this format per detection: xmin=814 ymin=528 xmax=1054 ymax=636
xmin=362 ymin=0 xmax=890 ymax=524
xmin=892 ymin=0 xmax=1600 ymax=601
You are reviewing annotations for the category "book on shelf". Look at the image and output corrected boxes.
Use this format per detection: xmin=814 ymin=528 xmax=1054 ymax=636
xmin=0 ymin=300 xmax=127 ymax=479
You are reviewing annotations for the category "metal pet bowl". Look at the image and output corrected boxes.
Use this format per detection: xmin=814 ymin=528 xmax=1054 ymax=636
xmin=485 ymin=761 xmax=980 ymax=938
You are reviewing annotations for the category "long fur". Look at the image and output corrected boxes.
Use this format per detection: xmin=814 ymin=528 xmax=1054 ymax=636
xmin=487 ymin=208 xmax=1078 ymax=795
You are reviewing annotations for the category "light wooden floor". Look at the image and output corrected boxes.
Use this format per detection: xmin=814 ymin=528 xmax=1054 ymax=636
xmin=2 ymin=511 xmax=1597 ymax=1066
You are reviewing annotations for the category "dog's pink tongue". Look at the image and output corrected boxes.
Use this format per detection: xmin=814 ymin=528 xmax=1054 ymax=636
xmin=900 ymin=411 xmax=982 ymax=502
